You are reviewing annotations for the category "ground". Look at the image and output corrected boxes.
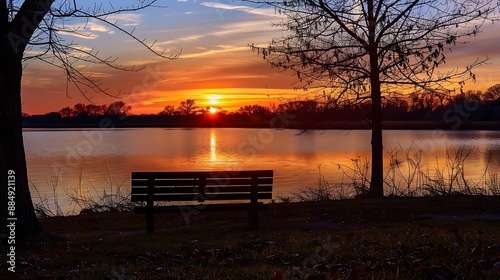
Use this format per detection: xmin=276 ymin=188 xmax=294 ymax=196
xmin=39 ymin=196 xmax=500 ymax=235
xmin=2 ymin=196 xmax=500 ymax=279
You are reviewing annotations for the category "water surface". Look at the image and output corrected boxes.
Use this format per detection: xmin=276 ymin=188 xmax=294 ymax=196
xmin=24 ymin=128 xmax=500 ymax=213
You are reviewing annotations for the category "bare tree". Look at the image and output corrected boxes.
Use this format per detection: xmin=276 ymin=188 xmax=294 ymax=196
xmin=1 ymin=0 xmax=176 ymax=244
xmin=485 ymin=83 xmax=500 ymax=100
xmin=72 ymin=103 xmax=88 ymax=117
xmin=161 ymin=105 xmax=177 ymax=116
xmin=246 ymin=0 xmax=497 ymax=196
xmin=58 ymin=106 xmax=72 ymax=118
xmin=85 ymin=104 xmax=105 ymax=117
xmin=107 ymin=101 xmax=132 ymax=117
xmin=238 ymin=104 xmax=272 ymax=116
xmin=177 ymin=99 xmax=198 ymax=116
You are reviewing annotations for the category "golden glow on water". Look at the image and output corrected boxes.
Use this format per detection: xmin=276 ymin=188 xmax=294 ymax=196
xmin=210 ymin=129 xmax=217 ymax=161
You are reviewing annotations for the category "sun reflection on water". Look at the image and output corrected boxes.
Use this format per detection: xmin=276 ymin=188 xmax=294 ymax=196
xmin=210 ymin=129 xmax=217 ymax=161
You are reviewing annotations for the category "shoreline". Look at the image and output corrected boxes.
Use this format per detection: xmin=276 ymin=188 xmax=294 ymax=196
xmin=22 ymin=120 xmax=500 ymax=130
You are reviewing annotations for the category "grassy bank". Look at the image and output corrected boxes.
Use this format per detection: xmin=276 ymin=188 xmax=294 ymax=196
xmin=1 ymin=196 xmax=499 ymax=279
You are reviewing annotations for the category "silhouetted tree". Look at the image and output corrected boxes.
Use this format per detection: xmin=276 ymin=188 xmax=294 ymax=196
xmin=107 ymin=101 xmax=131 ymax=117
xmin=277 ymin=99 xmax=321 ymax=119
xmin=85 ymin=104 xmax=106 ymax=117
xmin=177 ymin=99 xmax=198 ymax=116
xmin=58 ymin=106 xmax=72 ymax=118
xmin=382 ymin=93 xmax=409 ymax=115
xmin=238 ymin=104 xmax=272 ymax=116
xmin=409 ymin=90 xmax=451 ymax=112
xmin=161 ymin=105 xmax=177 ymax=116
xmin=72 ymin=103 xmax=88 ymax=117
xmin=247 ymin=0 xmax=497 ymax=196
xmin=485 ymin=83 xmax=500 ymax=101
xmin=450 ymin=90 xmax=482 ymax=108
xmin=0 ymin=0 xmax=176 ymax=244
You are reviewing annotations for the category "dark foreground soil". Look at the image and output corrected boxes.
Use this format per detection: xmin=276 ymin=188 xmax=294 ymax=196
xmin=2 ymin=196 xmax=499 ymax=279
xmin=39 ymin=196 xmax=500 ymax=236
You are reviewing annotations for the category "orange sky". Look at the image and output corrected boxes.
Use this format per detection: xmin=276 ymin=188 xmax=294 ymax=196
xmin=20 ymin=1 xmax=500 ymax=115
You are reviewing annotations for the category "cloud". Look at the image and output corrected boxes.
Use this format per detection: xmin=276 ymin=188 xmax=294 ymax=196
xmin=200 ymin=2 xmax=282 ymax=18
xmin=209 ymin=19 xmax=275 ymax=37
xmin=100 ymin=14 xmax=143 ymax=27
xmin=155 ymin=18 xmax=281 ymax=58
xmin=55 ymin=14 xmax=143 ymax=40
xmin=58 ymin=29 xmax=99 ymax=40
xmin=181 ymin=46 xmax=248 ymax=58
xmin=159 ymin=34 xmax=206 ymax=46
xmin=85 ymin=21 xmax=111 ymax=33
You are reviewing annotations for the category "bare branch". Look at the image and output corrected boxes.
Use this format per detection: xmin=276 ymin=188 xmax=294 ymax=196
xmin=17 ymin=0 xmax=178 ymax=99
xmin=246 ymin=0 xmax=498 ymax=97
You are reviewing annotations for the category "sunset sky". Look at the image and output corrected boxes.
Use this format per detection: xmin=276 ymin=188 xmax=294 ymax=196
xmin=21 ymin=1 xmax=500 ymax=115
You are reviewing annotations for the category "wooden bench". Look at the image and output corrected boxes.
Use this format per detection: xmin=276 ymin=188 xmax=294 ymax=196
xmin=131 ymin=170 xmax=273 ymax=233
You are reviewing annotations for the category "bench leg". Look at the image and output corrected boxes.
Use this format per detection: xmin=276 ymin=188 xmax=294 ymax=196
xmin=146 ymin=209 xmax=154 ymax=233
xmin=248 ymin=209 xmax=259 ymax=230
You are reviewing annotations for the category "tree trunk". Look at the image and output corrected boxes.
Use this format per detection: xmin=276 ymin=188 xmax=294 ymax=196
xmin=369 ymin=71 xmax=384 ymax=197
xmin=1 ymin=35 xmax=41 ymax=247
xmin=367 ymin=0 xmax=384 ymax=197
xmin=1 ymin=0 xmax=56 ymax=248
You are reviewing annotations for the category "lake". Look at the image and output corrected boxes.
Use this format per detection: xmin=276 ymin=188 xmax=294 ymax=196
xmin=23 ymin=128 xmax=500 ymax=214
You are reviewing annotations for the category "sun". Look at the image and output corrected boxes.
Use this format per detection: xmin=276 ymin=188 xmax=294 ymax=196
xmin=209 ymin=107 xmax=218 ymax=114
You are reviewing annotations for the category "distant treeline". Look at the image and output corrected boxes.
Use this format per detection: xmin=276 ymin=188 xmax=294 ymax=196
xmin=23 ymin=86 xmax=500 ymax=129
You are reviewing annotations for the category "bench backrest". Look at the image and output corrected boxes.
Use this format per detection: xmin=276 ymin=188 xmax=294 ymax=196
xmin=131 ymin=170 xmax=273 ymax=203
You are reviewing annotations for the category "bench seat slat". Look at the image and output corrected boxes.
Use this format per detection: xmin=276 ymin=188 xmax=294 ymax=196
xmin=131 ymin=192 xmax=273 ymax=202
xmin=131 ymin=177 xmax=273 ymax=187
xmin=131 ymin=185 xmax=273 ymax=194
xmin=204 ymin=178 xmax=273 ymax=185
